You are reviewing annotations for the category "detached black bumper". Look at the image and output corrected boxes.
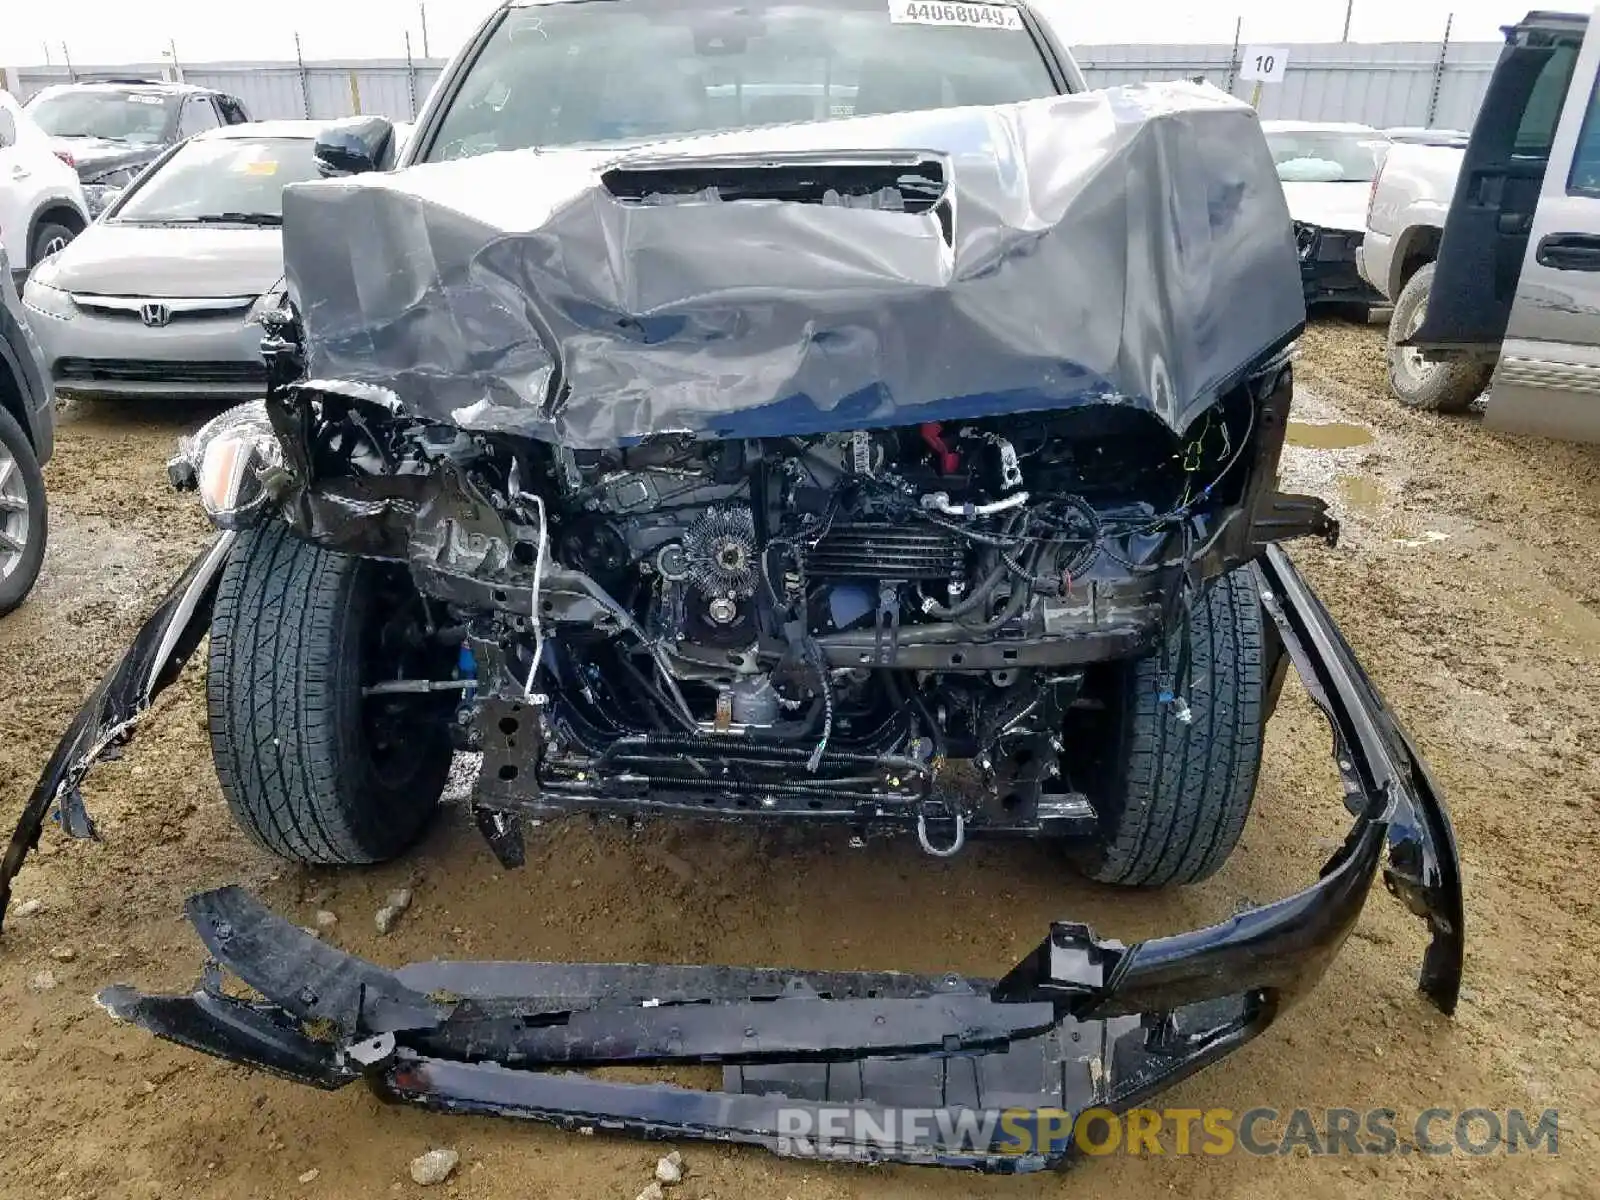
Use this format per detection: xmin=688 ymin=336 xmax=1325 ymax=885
xmin=18 ymin=543 xmax=1464 ymax=1172
xmin=1296 ymin=225 xmax=1385 ymax=308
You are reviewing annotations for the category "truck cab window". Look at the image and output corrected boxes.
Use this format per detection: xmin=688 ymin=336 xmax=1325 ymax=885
xmin=1515 ymin=41 xmax=1580 ymax=158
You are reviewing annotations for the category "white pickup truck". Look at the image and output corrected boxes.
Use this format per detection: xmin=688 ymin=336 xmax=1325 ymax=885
xmin=1359 ymin=142 xmax=1465 ymax=302
xmin=1360 ymin=9 xmax=1600 ymax=441
xmin=1357 ymin=141 xmax=1477 ymax=407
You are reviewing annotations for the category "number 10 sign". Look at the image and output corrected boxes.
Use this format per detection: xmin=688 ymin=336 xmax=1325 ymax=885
xmin=1240 ymin=45 xmax=1290 ymax=84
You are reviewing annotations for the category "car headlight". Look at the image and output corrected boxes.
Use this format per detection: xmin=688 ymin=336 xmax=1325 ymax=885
xmin=168 ymin=401 xmax=284 ymax=528
xmin=247 ymin=279 xmax=289 ymax=326
xmin=1293 ymin=222 xmax=1319 ymax=263
xmin=82 ymin=184 xmax=126 ymax=217
xmin=22 ymin=277 xmax=76 ymax=321
xmin=90 ymin=165 xmax=140 ymax=189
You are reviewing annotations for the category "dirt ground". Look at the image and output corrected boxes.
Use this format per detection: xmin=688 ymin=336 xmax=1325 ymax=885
xmin=2 ymin=318 xmax=1598 ymax=1199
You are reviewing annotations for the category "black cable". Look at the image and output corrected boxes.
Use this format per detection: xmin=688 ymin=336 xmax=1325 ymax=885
xmin=617 ymin=651 xmax=694 ymax=734
xmin=883 ymin=672 xmax=946 ymax=762
xmin=1117 ymin=398 xmax=1259 ymax=538
xmin=804 ymin=637 xmax=834 ymax=773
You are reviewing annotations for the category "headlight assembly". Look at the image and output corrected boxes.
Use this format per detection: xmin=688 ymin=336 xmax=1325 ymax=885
xmin=247 ymin=279 xmax=289 ymax=326
xmin=168 ymin=401 xmax=284 ymax=528
xmin=1293 ymin=222 xmax=1319 ymax=263
xmin=22 ymin=277 xmax=76 ymax=321
xmin=83 ymin=184 xmax=126 ymax=217
xmin=90 ymin=166 xmax=139 ymax=189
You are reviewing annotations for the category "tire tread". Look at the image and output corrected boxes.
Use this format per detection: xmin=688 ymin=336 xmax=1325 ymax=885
xmin=1386 ymin=264 xmax=1493 ymax=414
xmin=0 ymin=405 xmax=47 ymax=617
xmin=1091 ymin=569 xmax=1264 ymax=887
xmin=208 ymin=523 xmax=444 ymax=864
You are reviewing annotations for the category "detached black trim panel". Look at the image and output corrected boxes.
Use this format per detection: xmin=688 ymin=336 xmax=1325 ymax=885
xmin=79 ymin=546 xmax=1463 ymax=1172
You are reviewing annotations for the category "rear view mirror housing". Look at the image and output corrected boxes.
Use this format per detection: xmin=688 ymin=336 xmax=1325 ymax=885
xmin=314 ymin=117 xmax=398 ymax=178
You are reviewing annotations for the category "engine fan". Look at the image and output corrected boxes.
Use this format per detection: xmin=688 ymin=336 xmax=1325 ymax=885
xmin=683 ymin=506 xmax=759 ymax=599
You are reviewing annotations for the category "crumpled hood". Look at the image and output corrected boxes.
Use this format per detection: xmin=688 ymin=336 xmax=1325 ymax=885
xmin=53 ymin=136 xmax=164 ymax=181
xmin=282 ymin=83 xmax=1305 ymax=447
xmin=42 ymin=223 xmax=284 ymax=298
xmin=1280 ymin=181 xmax=1372 ymax=234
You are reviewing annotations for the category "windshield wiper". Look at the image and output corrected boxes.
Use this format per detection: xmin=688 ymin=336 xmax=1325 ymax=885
xmin=179 ymin=213 xmax=285 ymax=226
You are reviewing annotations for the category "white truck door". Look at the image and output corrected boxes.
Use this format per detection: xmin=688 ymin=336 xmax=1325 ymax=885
xmin=1491 ymin=9 xmax=1600 ymax=442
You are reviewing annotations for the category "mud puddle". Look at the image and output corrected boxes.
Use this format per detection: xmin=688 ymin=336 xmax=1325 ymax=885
xmin=1286 ymin=420 xmax=1374 ymax=450
xmin=1338 ymin=474 xmax=1385 ymax=509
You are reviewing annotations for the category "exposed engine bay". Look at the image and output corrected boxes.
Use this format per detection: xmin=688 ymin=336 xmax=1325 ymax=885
xmin=192 ymin=319 xmax=1338 ymax=859
xmin=498 ymin=408 xmax=1214 ymax=744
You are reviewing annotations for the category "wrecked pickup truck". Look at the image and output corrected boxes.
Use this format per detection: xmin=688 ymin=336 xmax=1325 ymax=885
xmin=1 ymin=0 xmax=1463 ymax=1173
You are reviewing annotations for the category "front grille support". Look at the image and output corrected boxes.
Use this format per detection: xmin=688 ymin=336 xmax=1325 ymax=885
xmin=53 ymin=358 xmax=269 ymax=386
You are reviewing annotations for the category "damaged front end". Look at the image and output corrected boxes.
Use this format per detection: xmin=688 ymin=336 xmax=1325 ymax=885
xmin=87 ymin=545 xmax=1462 ymax=1170
xmin=147 ymin=87 xmax=1340 ymax=856
xmin=0 ymin=82 xmax=1462 ymax=1169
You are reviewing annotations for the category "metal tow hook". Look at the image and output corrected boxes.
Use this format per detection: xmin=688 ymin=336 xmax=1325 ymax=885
xmin=916 ymin=805 xmax=966 ymax=858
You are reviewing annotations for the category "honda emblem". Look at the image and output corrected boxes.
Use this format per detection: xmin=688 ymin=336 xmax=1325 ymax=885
xmin=140 ymin=303 xmax=172 ymax=327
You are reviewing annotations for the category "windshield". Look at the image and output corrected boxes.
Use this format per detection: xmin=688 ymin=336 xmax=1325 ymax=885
xmin=112 ymin=137 xmax=321 ymax=223
xmin=1266 ymin=130 xmax=1390 ymax=184
xmin=423 ymin=0 xmax=1058 ymax=162
xmin=25 ymin=90 xmax=177 ymax=144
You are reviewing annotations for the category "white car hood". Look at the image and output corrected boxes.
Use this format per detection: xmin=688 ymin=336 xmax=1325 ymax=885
xmin=1280 ymin=181 xmax=1371 ymax=234
xmin=39 ymin=223 xmax=283 ymax=298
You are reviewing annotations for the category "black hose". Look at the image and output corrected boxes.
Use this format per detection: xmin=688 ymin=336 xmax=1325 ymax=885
xmin=617 ymin=652 xmax=695 ymax=734
xmin=923 ymin=557 xmax=1010 ymax=620
xmin=965 ymin=564 xmax=1034 ymax=632
xmin=765 ymin=698 xmax=825 ymax=739
xmin=950 ymin=530 xmax=1038 ymax=631
xmin=903 ymin=676 xmax=947 ymax=761
xmin=922 ymin=511 xmax=1025 ymax=620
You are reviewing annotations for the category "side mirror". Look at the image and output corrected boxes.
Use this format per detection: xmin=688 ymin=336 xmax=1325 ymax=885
xmin=0 ymin=108 xmax=16 ymax=150
xmin=313 ymin=116 xmax=397 ymax=178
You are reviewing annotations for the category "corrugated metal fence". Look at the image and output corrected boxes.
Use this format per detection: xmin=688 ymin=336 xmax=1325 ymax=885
xmin=4 ymin=37 xmax=1501 ymax=130
xmin=1078 ymin=40 xmax=1501 ymax=130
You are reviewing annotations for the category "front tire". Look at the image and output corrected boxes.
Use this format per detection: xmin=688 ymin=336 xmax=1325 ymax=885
xmin=0 ymin=405 xmax=48 ymax=617
xmin=1086 ymin=568 xmax=1266 ymax=888
xmin=208 ymin=522 xmax=454 ymax=864
xmin=29 ymin=220 xmax=77 ymax=268
xmin=1387 ymin=263 xmax=1491 ymax=413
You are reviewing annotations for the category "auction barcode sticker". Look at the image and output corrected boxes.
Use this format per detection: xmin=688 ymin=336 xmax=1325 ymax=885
xmin=889 ymin=0 xmax=1024 ymax=30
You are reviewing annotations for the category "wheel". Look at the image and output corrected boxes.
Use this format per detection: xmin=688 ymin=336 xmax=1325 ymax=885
xmin=0 ymin=404 xmax=48 ymax=617
xmin=1386 ymin=263 xmax=1491 ymax=413
xmin=207 ymin=521 xmax=456 ymax=864
xmin=1085 ymin=567 xmax=1265 ymax=887
xmin=29 ymin=220 xmax=77 ymax=268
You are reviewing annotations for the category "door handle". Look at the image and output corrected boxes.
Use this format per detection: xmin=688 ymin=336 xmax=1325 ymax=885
xmin=1536 ymin=233 xmax=1600 ymax=271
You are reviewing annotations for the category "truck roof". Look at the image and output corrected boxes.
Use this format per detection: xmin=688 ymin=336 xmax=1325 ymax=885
xmin=1506 ymin=10 xmax=1589 ymax=36
xmin=1260 ymin=120 xmax=1385 ymax=136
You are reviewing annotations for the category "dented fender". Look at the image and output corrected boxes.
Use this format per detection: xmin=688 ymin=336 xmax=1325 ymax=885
xmin=0 ymin=533 xmax=236 ymax=931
